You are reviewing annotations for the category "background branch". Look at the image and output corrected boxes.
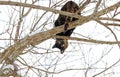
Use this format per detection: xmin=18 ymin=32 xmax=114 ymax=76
xmin=0 ymin=0 xmax=120 ymax=63
xmin=0 ymin=1 xmax=120 ymax=77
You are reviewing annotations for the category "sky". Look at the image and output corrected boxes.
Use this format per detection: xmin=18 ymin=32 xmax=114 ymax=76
xmin=0 ymin=0 xmax=120 ymax=77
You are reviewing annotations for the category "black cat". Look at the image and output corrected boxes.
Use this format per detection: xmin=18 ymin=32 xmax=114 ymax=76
xmin=52 ymin=1 xmax=80 ymax=54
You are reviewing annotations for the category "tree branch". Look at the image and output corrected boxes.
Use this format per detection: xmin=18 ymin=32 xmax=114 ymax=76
xmin=0 ymin=1 xmax=119 ymax=19
xmin=99 ymin=17 xmax=120 ymax=22
xmin=54 ymin=35 xmax=120 ymax=44
xmin=0 ymin=1 xmax=80 ymax=19
xmin=93 ymin=58 xmax=120 ymax=77
xmin=0 ymin=1 xmax=120 ymax=63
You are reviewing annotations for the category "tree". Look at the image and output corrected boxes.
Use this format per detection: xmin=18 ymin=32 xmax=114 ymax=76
xmin=0 ymin=0 xmax=120 ymax=77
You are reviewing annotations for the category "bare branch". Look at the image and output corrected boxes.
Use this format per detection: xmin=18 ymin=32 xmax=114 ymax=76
xmin=0 ymin=1 xmax=120 ymax=77
xmin=96 ymin=20 xmax=120 ymax=48
xmin=14 ymin=0 xmax=39 ymax=42
xmin=76 ymin=0 xmax=91 ymax=14
xmin=100 ymin=23 xmax=120 ymax=26
xmin=0 ymin=0 xmax=120 ymax=64
xmin=99 ymin=17 xmax=120 ymax=22
xmin=54 ymin=35 xmax=120 ymax=45
xmin=0 ymin=1 xmax=80 ymax=19
xmin=93 ymin=58 xmax=120 ymax=77
xmin=0 ymin=1 xmax=119 ymax=19
xmin=94 ymin=0 xmax=102 ymax=13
